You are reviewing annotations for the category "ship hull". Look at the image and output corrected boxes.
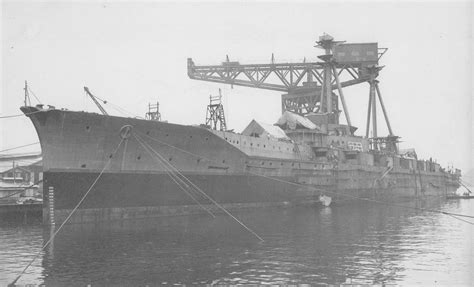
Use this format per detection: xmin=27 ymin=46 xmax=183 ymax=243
xmin=21 ymin=106 xmax=460 ymax=225
xmin=42 ymin=169 xmax=458 ymax=225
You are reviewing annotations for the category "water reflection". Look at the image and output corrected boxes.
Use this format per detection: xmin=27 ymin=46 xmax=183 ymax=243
xmin=1 ymin=198 xmax=472 ymax=285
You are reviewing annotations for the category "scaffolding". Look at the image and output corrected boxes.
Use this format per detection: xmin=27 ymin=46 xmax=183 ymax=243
xmin=205 ymin=89 xmax=227 ymax=131
xmin=145 ymin=102 xmax=161 ymax=121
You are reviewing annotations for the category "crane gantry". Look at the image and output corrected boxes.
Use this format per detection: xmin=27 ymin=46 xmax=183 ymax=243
xmin=187 ymin=34 xmax=393 ymax=147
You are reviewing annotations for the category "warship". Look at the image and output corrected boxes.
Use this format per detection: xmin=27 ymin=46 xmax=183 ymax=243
xmin=22 ymin=34 xmax=461 ymax=225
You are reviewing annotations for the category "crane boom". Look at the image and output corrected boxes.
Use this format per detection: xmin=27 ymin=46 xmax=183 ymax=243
xmin=84 ymin=87 xmax=108 ymax=115
xmin=187 ymin=58 xmax=371 ymax=92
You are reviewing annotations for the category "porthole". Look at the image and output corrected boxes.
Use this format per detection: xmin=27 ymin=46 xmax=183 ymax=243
xmin=281 ymin=162 xmax=284 ymax=166
xmin=81 ymin=164 xmax=86 ymax=168
xmin=264 ymin=145 xmax=266 ymax=148
xmin=190 ymin=135 xmax=193 ymax=139
xmin=169 ymin=157 xmax=172 ymax=161
xmin=146 ymin=131 xmax=150 ymax=135
xmin=109 ymin=154 xmax=113 ymax=158
xmin=166 ymin=134 xmax=169 ymax=137
xmin=250 ymin=143 xmax=253 ymax=146
xmin=222 ymin=160 xmax=226 ymax=163
xmin=261 ymin=162 xmax=264 ymax=165
xmin=197 ymin=158 xmax=201 ymax=163
xmin=85 ymin=126 xmax=90 ymax=131
xmin=237 ymin=141 xmax=239 ymax=144
xmin=137 ymin=155 xmax=141 ymax=160
xmin=205 ymin=137 xmax=209 ymax=141
xmin=269 ymin=162 xmax=272 ymax=166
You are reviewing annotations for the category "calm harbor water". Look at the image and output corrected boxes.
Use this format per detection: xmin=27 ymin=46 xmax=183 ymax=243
xmin=1 ymin=199 xmax=473 ymax=285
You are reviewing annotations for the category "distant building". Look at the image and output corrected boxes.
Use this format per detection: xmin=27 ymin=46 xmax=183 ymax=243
xmin=0 ymin=159 xmax=43 ymax=184
xmin=0 ymin=156 xmax=43 ymax=202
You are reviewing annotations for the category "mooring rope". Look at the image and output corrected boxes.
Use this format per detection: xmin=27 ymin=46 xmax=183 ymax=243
xmin=9 ymin=138 xmax=125 ymax=286
xmin=137 ymin=134 xmax=222 ymax=207
xmin=134 ymin=133 xmax=264 ymax=242
xmin=458 ymin=179 xmax=472 ymax=194
xmin=0 ymin=110 xmax=43 ymax=119
xmin=136 ymin=130 xmax=474 ymax=222
xmin=446 ymin=214 xmax=474 ymax=225
xmin=134 ymin=134 xmax=216 ymax=217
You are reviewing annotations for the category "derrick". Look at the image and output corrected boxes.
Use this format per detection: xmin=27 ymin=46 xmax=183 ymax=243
xmin=84 ymin=87 xmax=108 ymax=115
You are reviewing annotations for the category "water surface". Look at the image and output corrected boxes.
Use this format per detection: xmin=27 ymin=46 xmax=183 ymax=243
xmin=1 ymin=199 xmax=473 ymax=285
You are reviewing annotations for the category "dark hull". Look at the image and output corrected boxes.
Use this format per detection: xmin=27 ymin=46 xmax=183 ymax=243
xmin=43 ymin=170 xmax=457 ymax=224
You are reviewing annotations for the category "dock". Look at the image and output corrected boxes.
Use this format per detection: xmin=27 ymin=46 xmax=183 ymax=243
xmin=0 ymin=202 xmax=42 ymax=220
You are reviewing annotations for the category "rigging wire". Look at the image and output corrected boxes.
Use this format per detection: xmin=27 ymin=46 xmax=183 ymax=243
xmin=136 ymin=130 xmax=474 ymax=222
xmin=9 ymin=138 xmax=125 ymax=287
xmin=90 ymin=93 xmax=143 ymax=119
xmin=27 ymin=86 xmax=42 ymax=104
xmin=0 ymin=142 xmax=40 ymax=153
xmin=135 ymin=133 xmax=264 ymax=242
xmin=133 ymin=134 xmax=216 ymax=218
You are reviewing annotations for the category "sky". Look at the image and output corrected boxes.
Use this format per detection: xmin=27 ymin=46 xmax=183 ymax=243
xmin=1 ymin=1 xmax=473 ymax=174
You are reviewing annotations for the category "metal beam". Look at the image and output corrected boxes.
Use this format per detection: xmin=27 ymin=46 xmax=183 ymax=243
xmin=371 ymin=81 xmax=377 ymax=138
xmin=365 ymin=85 xmax=372 ymax=138
xmin=332 ymin=66 xmax=352 ymax=128
xmin=325 ymin=65 xmax=332 ymax=114
xmin=375 ymin=82 xmax=394 ymax=136
xmin=188 ymin=58 xmax=370 ymax=93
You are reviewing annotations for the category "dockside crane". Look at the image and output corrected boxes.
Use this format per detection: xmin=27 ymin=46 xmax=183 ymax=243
xmin=187 ymin=34 xmax=396 ymax=151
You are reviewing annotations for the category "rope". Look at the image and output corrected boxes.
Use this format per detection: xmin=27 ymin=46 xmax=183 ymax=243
xmin=136 ymin=131 xmax=474 ymax=221
xmin=9 ymin=138 xmax=124 ymax=286
xmin=0 ymin=142 xmax=39 ymax=153
xmin=137 ymin=135 xmax=219 ymax=205
xmin=134 ymin=134 xmax=215 ymax=217
xmin=460 ymin=178 xmax=472 ymax=187
xmin=91 ymin=94 xmax=143 ymax=119
xmin=446 ymin=214 xmax=474 ymax=225
xmin=0 ymin=110 xmax=43 ymax=119
xmin=27 ymin=86 xmax=41 ymax=104
xmin=458 ymin=179 xmax=472 ymax=194
xmin=135 ymin=134 xmax=264 ymax=242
